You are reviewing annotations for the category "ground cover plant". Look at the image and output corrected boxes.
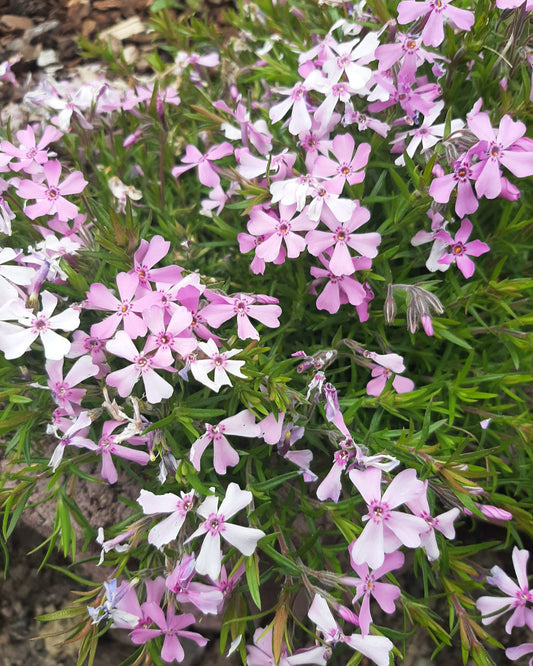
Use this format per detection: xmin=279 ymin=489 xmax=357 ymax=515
xmin=0 ymin=0 xmax=532 ymax=664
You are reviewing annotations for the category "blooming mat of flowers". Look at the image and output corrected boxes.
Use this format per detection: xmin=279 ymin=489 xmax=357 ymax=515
xmin=0 ymin=0 xmax=532 ymax=664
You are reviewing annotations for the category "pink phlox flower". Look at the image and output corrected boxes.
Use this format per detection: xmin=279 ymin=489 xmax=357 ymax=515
xmin=45 ymin=212 xmax=92 ymax=248
xmin=397 ymin=0 xmax=475 ymax=47
xmin=342 ymin=105 xmax=391 ymax=137
xmin=375 ymin=33 xmax=443 ymax=83
xmin=210 ymin=563 xmax=246 ymax=613
xmin=309 ymin=254 xmax=371 ymax=314
xmin=247 ymin=625 xmax=329 ymax=666
xmin=258 ymin=410 xmax=286 ymax=445
xmin=16 ymin=159 xmax=87 ymax=221
xmin=67 ymin=328 xmax=109 ymax=378
xmin=121 ymin=577 xmax=165 ymax=633
xmin=0 ymin=124 xmax=63 ymax=174
xmin=0 ymin=55 xmax=19 ymax=86
xmin=429 ymin=154 xmax=480 ymax=218
xmin=292 ymin=347 xmax=337 ymax=374
xmin=137 ymin=489 xmax=195 ymax=549
xmin=186 ymin=482 xmax=266 ymax=580
xmin=368 ymin=76 xmax=441 ymax=117
xmin=106 ymin=330 xmax=174 ymax=404
xmin=200 ymin=181 xmax=240 ymax=217
xmin=130 ymin=603 xmax=208 ymax=663
xmin=0 ymin=247 xmax=35 ymax=300
xmin=47 ymin=410 xmax=94 ymax=471
xmin=306 ymin=205 xmax=379 ymax=275
xmin=317 ymin=439 xmax=359 ymax=503
xmin=171 ymin=141 xmax=233 ymax=188
xmin=506 ymin=643 xmax=533 ymax=665
xmin=467 ymin=111 xmax=533 ymax=199
xmin=131 ymin=235 xmax=183 ymax=295
xmin=190 ymin=409 xmax=260 ymax=474
xmin=341 ymin=551 xmax=404 ymax=636
xmin=166 ymin=553 xmax=223 ymax=615
xmin=349 ymin=466 xmax=427 ymax=569
xmin=435 ymin=217 xmax=490 ymax=278
xmin=215 ymin=98 xmax=273 ymax=155
xmin=190 ymin=338 xmax=246 ymax=392
xmin=248 ymin=203 xmax=316 ymax=263
xmin=321 ymin=32 xmax=378 ymax=89
xmin=235 ymin=147 xmax=296 ymax=181
xmin=312 ymin=134 xmax=371 ymax=194
xmin=88 ymin=578 xmax=141 ymax=628
xmin=364 ymin=350 xmax=415 ymax=397
xmin=176 ymin=287 xmax=221 ymax=345
xmin=270 ymin=173 xmax=319 ymax=210
xmin=308 ymin=594 xmax=394 ymax=666
xmin=410 ymin=210 xmax=450 ymax=272
xmin=476 ymin=547 xmax=533 ymax=633
xmin=46 ymin=355 xmax=99 ymax=414
xmin=304 ymin=71 xmax=361 ymax=135
xmin=406 ymin=481 xmax=460 ymax=561
xmin=269 ymin=82 xmax=313 ymax=135
xmin=299 ymin=117 xmax=338 ymax=171
xmin=86 ymin=271 xmax=152 ymax=340
xmin=497 ymin=0 xmax=533 ymax=7
xmin=1 ymin=289 xmax=79 ymax=360
xmin=392 ymin=101 xmax=464 ymax=165
xmin=0 ymin=183 xmax=15 ymax=235
xmin=95 ymin=419 xmax=150 ymax=484
xmin=201 ymin=291 xmax=282 ymax=341
xmin=143 ymin=304 xmax=196 ymax=366
xmin=96 ymin=527 xmax=134 ymax=565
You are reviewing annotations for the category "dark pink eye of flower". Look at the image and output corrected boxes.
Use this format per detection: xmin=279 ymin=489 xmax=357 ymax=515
xmin=278 ymin=222 xmax=290 ymax=235
xmin=54 ymin=382 xmax=68 ymax=397
xmin=489 ymin=143 xmax=502 ymax=159
xmin=213 ymin=354 xmax=224 ymax=366
xmin=332 ymin=83 xmax=347 ymax=96
xmin=405 ymin=39 xmax=417 ymax=52
xmin=317 ymin=187 xmax=327 ymax=198
xmin=99 ymin=437 xmax=113 ymax=450
xmin=46 ymin=186 xmax=60 ymax=200
xmin=455 ymin=165 xmax=470 ymax=181
xmin=235 ymin=300 xmax=247 ymax=314
xmin=337 ymin=54 xmax=351 ymax=68
xmin=136 ymin=265 xmax=148 ymax=280
xmin=340 ymin=164 xmax=351 ymax=175
xmin=27 ymin=147 xmax=37 ymax=159
xmin=431 ymin=0 xmax=444 ymax=11
xmin=292 ymin=85 xmax=306 ymax=100
xmin=335 ymin=227 xmax=348 ymax=242
xmin=135 ymin=355 xmax=149 ymax=369
xmin=33 ymin=317 xmax=49 ymax=332
xmin=206 ymin=513 xmax=225 ymax=535
xmin=118 ymin=301 xmax=131 ymax=314
xmin=452 ymin=243 xmax=465 ymax=255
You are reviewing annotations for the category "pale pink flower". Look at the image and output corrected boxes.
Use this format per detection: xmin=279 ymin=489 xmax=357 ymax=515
xmin=248 ymin=203 xmax=316 ymax=262
xmin=166 ymin=554 xmax=223 ymax=615
xmin=95 ymin=419 xmax=150 ymax=484
xmin=16 ymin=160 xmax=87 ymax=221
xmin=397 ymin=0 xmax=475 ymax=47
xmin=47 ymin=410 xmax=94 ymax=471
xmin=186 ymin=483 xmax=265 ymax=579
xmin=137 ymin=489 xmax=195 ymax=549
xmin=506 ymin=643 xmax=533 ymax=665
xmin=171 ymin=142 xmax=233 ymax=188
xmin=311 ymin=134 xmax=370 ymax=194
xmin=349 ymin=466 xmax=427 ymax=569
xmin=190 ymin=338 xmax=246 ymax=392
xmin=477 ymin=547 xmax=533 ymax=634
xmin=247 ymin=625 xmax=328 ymax=666
xmin=106 ymin=330 xmax=174 ymax=404
xmin=46 ymin=355 xmax=99 ymax=414
xmin=0 ymin=124 xmax=63 ymax=174
xmin=435 ymin=218 xmax=490 ymax=279
xmin=269 ymin=82 xmax=313 ymax=135
xmin=190 ymin=410 xmax=260 ymax=474
xmin=201 ymin=292 xmax=282 ymax=341
xmin=308 ymin=594 xmax=394 ymax=666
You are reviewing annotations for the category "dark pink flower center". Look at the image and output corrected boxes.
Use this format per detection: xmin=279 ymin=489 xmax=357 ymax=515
xmin=454 ymin=165 xmax=471 ymax=181
xmin=27 ymin=148 xmax=37 ymax=159
xmin=134 ymin=354 xmax=151 ymax=371
xmin=85 ymin=337 xmax=103 ymax=351
xmin=53 ymin=382 xmax=69 ymax=398
xmin=451 ymin=242 xmax=465 ymax=256
xmin=235 ymin=300 xmax=248 ymax=314
xmin=99 ymin=436 xmax=113 ymax=450
xmin=335 ymin=226 xmax=348 ymax=243
xmin=278 ymin=222 xmax=290 ymax=235
xmin=368 ymin=500 xmax=391 ymax=524
xmin=206 ymin=513 xmax=225 ymax=535
xmin=46 ymin=186 xmax=60 ymax=200
xmin=33 ymin=316 xmax=49 ymax=332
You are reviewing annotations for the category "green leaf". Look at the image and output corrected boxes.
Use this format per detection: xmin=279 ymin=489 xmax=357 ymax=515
xmin=245 ymin=552 xmax=262 ymax=610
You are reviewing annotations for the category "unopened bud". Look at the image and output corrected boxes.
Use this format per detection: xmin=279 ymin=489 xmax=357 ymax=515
xmin=384 ymin=284 xmax=397 ymax=325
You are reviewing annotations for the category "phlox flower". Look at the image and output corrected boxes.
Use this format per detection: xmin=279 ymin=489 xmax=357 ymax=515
xmin=190 ymin=338 xmax=246 ymax=392
xmin=506 ymin=643 xmax=533 ymax=665
xmin=311 ymin=134 xmax=371 ymax=194
xmin=306 ymin=205 xmax=380 ymax=275
xmin=349 ymin=466 xmax=427 ymax=569
xmin=106 ymin=330 xmax=174 ymax=404
xmin=320 ymin=31 xmax=378 ymax=89
xmin=269 ymin=82 xmax=313 ymax=135
xmin=0 ymin=124 xmax=63 ymax=174
xmin=435 ymin=218 xmax=490 ymax=279
xmin=166 ymin=553 xmax=223 ymax=615
xmin=342 ymin=106 xmax=390 ymax=137
xmin=0 ymin=290 xmax=79 ymax=360
xmin=429 ymin=155 xmax=479 ymax=218
xmin=201 ymin=292 xmax=282 ymax=341
xmin=237 ymin=230 xmax=286 ymax=275
xmin=341 ymin=551 xmax=404 ymax=636
xmin=235 ymin=147 xmax=296 ymax=181
xmin=406 ymin=480 xmax=460 ymax=560
xmin=186 ymin=482 xmax=266 ymax=580
xmin=209 ymin=563 xmax=246 ymax=612
xmin=0 ymin=185 xmax=15 ymax=235
xmin=67 ymin=328 xmax=109 ymax=378
xmin=247 ymin=203 xmax=316 ymax=263
xmin=130 ymin=604 xmax=208 ymax=663
xmin=397 ymin=0 xmax=475 ymax=47
xmin=247 ymin=625 xmax=328 ymax=666
xmin=46 ymin=355 xmax=99 ymax=414
xmin=16 ymin=159 xmax=87 ymax=221
xmin=467 ymin=111 xmax=533 ymax=200
xmin=0 ymin=247 xmax=35 ymax=300
xmin=310 ymin=254 xmax=371 ymax=315
xmin=86 ymin=272 xmax=152 ymax=340
xmin=88 ymin=579 xmax=140 ymax=628
xmin=131 ymin=234 xmax=183 ymax=294
xmin=375 ymin=33 xmax=443 ymax=83
xmin=143 ymin=305 xmax=196 ymax=366
xmin=47 ymin=410 xmax=93 ymax=471
xmin=171 ymin=141 xmax=233 ymax=188
xmin=497 ymin=0 xmax=533 ymax=7
xmin=304 ymin=71 xmax=361 ymax=135
xmin=96 ymin=527 xmax=134 ymax=565
xmin=190 ymin=410 xmax=260 ymax=474
xmin=476 ymin=547 xmax=533 ymax=634
xmin=308 ymin=594 xmax=394 ymax=666
xmin=95 ymin=419 xmax=150 ymax=484
xmin=137 ymin=489 xmax=195 ymax=549
xmin=364 ymin=351 xmax=415 ymax=397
